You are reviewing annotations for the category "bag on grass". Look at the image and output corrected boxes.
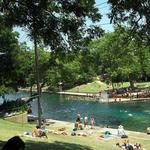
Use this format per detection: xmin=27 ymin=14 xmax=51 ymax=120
xmin=121 ymin=135 xmax=128 ymax=138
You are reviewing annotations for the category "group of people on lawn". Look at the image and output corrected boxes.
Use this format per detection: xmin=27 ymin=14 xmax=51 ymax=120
xmin=32 ymin=113 xmax=95 ymax=138
xmin=74 ymin=113 xmax=95 ymax=130
xmin=31 ymin=113 xmax=146 ymax=150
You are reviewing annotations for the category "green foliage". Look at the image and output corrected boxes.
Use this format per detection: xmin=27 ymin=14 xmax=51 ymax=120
xmin=0 ymin=0 xmax=104 ymax=93
xmin=0 ymin=24 xmax=34 ymax=94
xmin=1 ymin=0 xmax=103 ymax=51
xmin=0 ymin=99 xmax=28 ymax=114
xmin=14 ymin=43 xmax=34 ymax=88
xmin=44 ymin=51 xmax=95 ymax=91
xmin=1 ymin=0 xmax=150 ymax=93
xmin=89 ymin=27 xmax=150 ymax=87
xmin=0 ymin=85 xmax=11 ymax=97
xmin=45 ymin=68 xmax=61 ymax=91
xmin=0 ymin=24 xmax=21 ymax=91
xmin=108 ymin=0 xmax=150 ymax=44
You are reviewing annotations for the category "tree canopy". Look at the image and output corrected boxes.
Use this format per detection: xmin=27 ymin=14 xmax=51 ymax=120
xmin=89 ymin=27 xmax=150 ymax=88
xmin=1 ymin=0 xmax=103 ymax=50
xmin=0 ymin=23 xmax=20 ymax=93
xmin=108 ymin=0 xmax=150 ymax=44
xmin=1 ymin=0 xmax=150 ymax=94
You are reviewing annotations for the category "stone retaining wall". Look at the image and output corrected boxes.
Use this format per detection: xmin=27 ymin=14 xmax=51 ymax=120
xmin=4 ymin=112 xmax=27 ymax=124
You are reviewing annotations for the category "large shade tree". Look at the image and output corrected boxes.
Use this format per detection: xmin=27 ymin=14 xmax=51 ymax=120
xmin=89 ymin=28 xmax=145 ymax=89
xmin=0 ymin=19 xmax=21 ymax=96
xmin=107 ymin=0 xmax=150 ymax=89
xmin=1 ymin=0 xmax=103 ymax=50
xmin=0 ymin=0 xmax=103 ymax=126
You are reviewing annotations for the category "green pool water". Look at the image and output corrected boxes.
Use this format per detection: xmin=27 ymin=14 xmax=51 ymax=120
xmin=1 ymin=91 xmax=150 ymax=132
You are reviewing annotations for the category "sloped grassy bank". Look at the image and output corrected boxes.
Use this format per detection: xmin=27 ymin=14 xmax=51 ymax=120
xmin=0 ymin=119 xmax=150 ymax=150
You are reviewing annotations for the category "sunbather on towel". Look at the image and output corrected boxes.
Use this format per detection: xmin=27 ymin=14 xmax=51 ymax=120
xmin=54 ymin=131 xmax=68 ymax=135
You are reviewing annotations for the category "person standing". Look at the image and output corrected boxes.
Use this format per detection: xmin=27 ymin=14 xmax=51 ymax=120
xmin=76 ymin=113 xmax=81 ymax=123
xmin=75 ymin=113 xmax=81 ymax=130
xmin=90 ymin=116 xmax=95 ymax=129
xmin=84 ymin=116 xmax=88 ymax=128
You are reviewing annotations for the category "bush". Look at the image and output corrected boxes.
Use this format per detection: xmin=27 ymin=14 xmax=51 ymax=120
xmin=0 ymin=99 xmax=28 ymax=114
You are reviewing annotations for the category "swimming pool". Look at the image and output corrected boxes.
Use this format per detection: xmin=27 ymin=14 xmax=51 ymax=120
xmin=1 ymin=91 xmax=150 ymax=132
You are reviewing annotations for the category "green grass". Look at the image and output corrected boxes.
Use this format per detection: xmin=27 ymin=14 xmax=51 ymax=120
xmin=67 ymin=81 xmax=108 ymax=93
xmin=67 ymin=81 xmax=150 ymax=93
xmin=0 ymin=119 xmax=150 ymax=150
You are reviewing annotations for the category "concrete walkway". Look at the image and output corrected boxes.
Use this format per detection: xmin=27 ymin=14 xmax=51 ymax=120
xmin=58 ymin=91 xmax=150 ymax=103
xmin=45 ymin=118 xmax=149 ymax=140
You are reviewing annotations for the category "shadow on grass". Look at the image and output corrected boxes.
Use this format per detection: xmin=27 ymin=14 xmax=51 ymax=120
xmin=0 ymin=140 xmax=6 ymax=149
xmin=0 ymin=137 xmax=93 ymax=150
xmin=25 ymin=140 xmax=93 ymax=150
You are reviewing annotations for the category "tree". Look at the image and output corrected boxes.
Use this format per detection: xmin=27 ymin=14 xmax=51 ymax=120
xmin=0 ymin=0 xmax=103 ymax=126
xmin=17 ymin=43 xmax=35 ymax=95
xmin=131 ymin=35 xmax=150 ymax=81
xmin=44 ymin=50 xmax=95 ymax=91
xmin=108 ymin=0 xmax=150 ymax=44
xmin=108 ymin=0 xmax=150 ymax=89
xmin=89 ymin=28 xmax=142 ymax=89
xmin=1 ymin=0 xmax=103 ymax=50
xmin=0 ymin=22 xmax=21 ymax=92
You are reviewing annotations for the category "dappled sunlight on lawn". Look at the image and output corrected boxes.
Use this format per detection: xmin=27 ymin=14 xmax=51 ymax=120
xmin=25 ymin=140 xmax=93 ymax=150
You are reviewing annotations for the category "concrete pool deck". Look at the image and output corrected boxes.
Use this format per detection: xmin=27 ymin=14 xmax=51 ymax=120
xmin=18 ymin=87 xmax=150 ymax=103
xmin=45 ymin=119 xmax=150 ymax=142
xmin=58 ymin=91 xmax=150 ymax=103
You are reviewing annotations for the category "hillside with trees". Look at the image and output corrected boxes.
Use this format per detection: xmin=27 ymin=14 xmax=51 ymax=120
xmin=0 ymin=0 xmax=150 ymax=94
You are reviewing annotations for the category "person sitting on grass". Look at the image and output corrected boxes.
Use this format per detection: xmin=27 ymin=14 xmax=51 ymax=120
xmin=32 ymin=125 xmax=48 ymax=138
xmin=74 ymin=122 xmax=83 ymax=130
xmin=117 ymin=125 xmax=126 ymax=137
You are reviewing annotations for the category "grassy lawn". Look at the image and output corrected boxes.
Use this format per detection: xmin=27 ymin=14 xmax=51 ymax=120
xmin=0 ymin=119 xmax=150 ymax=150
xmin=67 ymin=81 xmax=108 ymax=93
xmin=67 ymin=81 xmax=150 ymax=93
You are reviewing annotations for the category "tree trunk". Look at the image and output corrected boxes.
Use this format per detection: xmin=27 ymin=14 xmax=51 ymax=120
xmin=129 ymin=80 xmax=134 ymax=90
xmin=112 ymin=82 xmax=115 ymax=91
xmin=30 ymin=86 xmax=33 ymax=97
xmin=34 ymin=36 xmax=42 ymax=127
